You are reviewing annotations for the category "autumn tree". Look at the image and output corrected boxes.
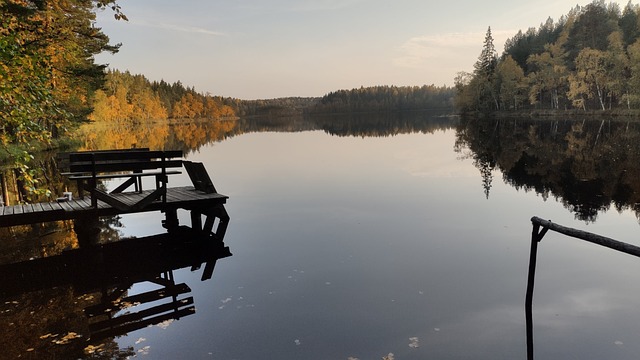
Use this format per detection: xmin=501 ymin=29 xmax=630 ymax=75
xmin=1 ymin=0 xmax=120 ymax=198
xmin=90 ymin=70 xmax=166 ymax=121
xmin=568 ymin=48 xmax=609 ymax=110
xmin=605 ymin=31 xmax=631 ymax=108
xmin=456 ymin=0 xmax=640 ymax=113
xmin=626 ymin=39 xmax=640 ymax=107
xmin=496 ymin=55 xmax=526 ymax=110
xmin=526 ymin=21 xmax=571 ymax=110
xmin=172 ymin=92 xmax=204 ymax=119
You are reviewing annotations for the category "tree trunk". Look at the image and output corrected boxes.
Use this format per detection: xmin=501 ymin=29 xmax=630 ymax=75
xmin=595 ymin=81 xmax=605 ymax=110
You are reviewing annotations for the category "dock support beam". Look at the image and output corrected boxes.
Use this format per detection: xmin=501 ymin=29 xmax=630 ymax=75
xmin=190 ymin=204 xmax=229 ymax=241
xmin=162 ymin=208 xmax=179 ymax=232
xmin=74 ymin=213 xmax=101 ymax=247
xmin=163 ymin=205 xmax=229 ymax=242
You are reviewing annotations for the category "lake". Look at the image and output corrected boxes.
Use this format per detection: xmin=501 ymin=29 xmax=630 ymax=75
xmin=3 ymin=114 xmax=640 ymax=359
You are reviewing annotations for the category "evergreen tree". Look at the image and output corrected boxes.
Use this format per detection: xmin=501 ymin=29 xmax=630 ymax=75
xmin=474 ymin=27 xmax=498 ymax=77
xmin=472 ymin=27 xmax=499 ymax=111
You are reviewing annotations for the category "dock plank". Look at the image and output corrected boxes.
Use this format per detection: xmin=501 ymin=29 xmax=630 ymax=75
xmin=40 ymin=202 xmax=52 ymax=212
xmin=67 ymin=200 xmax=86 ymax=212
xmin=3 ymin=206 xmax=13 ymax=216
xmin=57 ymin=200 xmax=74 ymax=212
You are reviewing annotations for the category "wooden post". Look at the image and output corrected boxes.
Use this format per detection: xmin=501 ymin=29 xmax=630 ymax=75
xmin=162 ymin=208 xmax=179 ymax=232
xmin=191 ymin=210 xmax=203 ymax=234
xmin=526 ymin=222 xmax=548 ymax=360
xmin=90 ymin=153 xmax=97 ymax=208
xmin=0 ymin=172 xmax=5 ymax=206
xmin=525 ymin=216 xmax=640 ymax=359
xmin=74 ymin=214 xmax=101 ymax=247
xmin=530 ymin=216 xmax=640 ymax=257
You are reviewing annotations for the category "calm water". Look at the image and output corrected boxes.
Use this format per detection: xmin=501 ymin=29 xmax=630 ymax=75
xmin=4 ymin=115 xmax=640 ymax=359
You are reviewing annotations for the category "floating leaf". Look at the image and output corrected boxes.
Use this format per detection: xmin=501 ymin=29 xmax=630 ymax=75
xmin=409 ymin=337 xmax=419 ymax=348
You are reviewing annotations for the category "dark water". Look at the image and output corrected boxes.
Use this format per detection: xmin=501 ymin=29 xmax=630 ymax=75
xmin=3 ymin=115 xmax=640 ymax=359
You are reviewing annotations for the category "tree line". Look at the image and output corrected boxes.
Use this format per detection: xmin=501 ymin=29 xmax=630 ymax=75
xmin=89 ymin=70 xmax=237 ymax=122
xmin=308 ymin=85 xmax=455 ymax=114
xmin=455 ymin=0 xmax=640 ymax=113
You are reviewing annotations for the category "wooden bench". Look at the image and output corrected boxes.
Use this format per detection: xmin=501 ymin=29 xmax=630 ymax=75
xmin=60 ymin=149 xmax=183 ymax=211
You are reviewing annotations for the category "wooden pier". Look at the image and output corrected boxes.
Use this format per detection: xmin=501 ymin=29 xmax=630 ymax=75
xmin=0 ymin=186 xmax=227 ymax=228
xmin=0 ymin=149 xmax=230 ymax=241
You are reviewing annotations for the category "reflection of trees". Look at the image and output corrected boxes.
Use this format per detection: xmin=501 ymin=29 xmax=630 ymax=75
xmin=0 ymin=286 xmax=134 ymax=359
xmin=77 ymin=114 xmax=459 ymax=155
xmin=78 ymin=119 xmax=239 ymax=154
xmin=311 ymin=111 xmax=458 ymax=137
xmin=78 ymin=119 xmax=171 ymax=151
xmin=0 ymin=215 xmax=132 ymax=359
xmin=0 ymin=221 xmax=77 ymax=264
xmin=168 ymin=119 xmax=238 ymax=153
xmin=456 ymin=117 xmax=640 ymax=222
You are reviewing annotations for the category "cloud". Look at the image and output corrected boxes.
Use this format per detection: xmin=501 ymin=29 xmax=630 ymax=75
xmin=289 ymin=0 xmax=364 ymax=12
xmin=393 ymin=30 xmax=516 ymax=69
xmin=132 ymin=19 xmax=225 ymax=37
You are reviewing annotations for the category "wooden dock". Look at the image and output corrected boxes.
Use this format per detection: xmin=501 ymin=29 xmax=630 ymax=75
xmin=0 ymin=186 xmax=227 ymax=228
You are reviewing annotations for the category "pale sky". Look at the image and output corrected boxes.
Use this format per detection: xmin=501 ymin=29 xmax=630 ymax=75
xmin=94 ymin=1 xmax=621 ymax=100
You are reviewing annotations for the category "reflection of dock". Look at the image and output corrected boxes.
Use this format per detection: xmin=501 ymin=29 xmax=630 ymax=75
xmin=0 ymin=226 xmax=231 ymax=343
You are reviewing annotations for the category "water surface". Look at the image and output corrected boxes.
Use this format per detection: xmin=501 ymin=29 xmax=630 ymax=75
xmin=4 ymin=115 xmax=640 ymax=359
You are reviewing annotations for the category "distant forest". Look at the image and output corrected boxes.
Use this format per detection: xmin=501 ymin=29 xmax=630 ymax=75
xmin=91 ymin=71 xmax=455 ymax=121
xmin=308 ymin=85 xmax=455 ymax=114
xmin=456 ymin=0 xmax=640 ymax=113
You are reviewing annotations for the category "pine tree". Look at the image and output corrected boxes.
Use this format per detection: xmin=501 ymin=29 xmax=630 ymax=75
xmin=473 ymin=27 xmax=499 ymax=111
xmin=474 ymin=27 xmax=498 ymax=77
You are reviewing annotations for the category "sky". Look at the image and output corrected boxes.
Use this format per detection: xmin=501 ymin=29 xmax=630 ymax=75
xmin=94 ymin=0 xmax=624 ymax=100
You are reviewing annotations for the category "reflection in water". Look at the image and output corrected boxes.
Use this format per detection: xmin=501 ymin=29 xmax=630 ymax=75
xmin=455 ymin=117 xmax=640 ymax=222
xmin=1 ymin=113 xmax=457 ymax=205
xmin=0 ymin=222 xmax=231 ymax=359
xmin=312 ymin=111 xmax=457 ymax=137
xmin=76 ymin=111 xmax=457 ymax=152
xmin=5 ymin=113 xmax=640 ymax=358
xmin=524 ymin=216 xmax=640 ymax=359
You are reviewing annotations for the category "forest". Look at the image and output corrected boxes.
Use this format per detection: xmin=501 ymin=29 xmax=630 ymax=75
xmin=90 ymin=70 xmax=237 ymax=122
xmin=456 ymin=0 xmax=640 ymax=113
xmin=308 ymin=85 xmax=455 ymax=114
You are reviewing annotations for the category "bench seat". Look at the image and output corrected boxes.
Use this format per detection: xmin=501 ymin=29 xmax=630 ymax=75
xmin=64 ymin=170 xmax=182 ymax=181
xmin=59 ymin=149 xmax=184 ymax=211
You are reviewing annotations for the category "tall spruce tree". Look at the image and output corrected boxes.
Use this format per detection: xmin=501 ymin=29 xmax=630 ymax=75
xmin=475 ymin=27 xmax=498 ymax=77
xmin=473 ymin=27 xmax=499 ymax=111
